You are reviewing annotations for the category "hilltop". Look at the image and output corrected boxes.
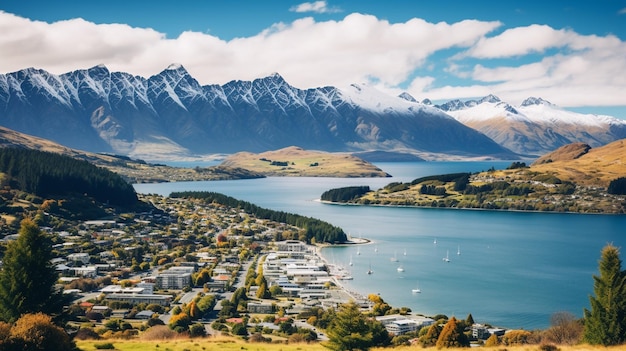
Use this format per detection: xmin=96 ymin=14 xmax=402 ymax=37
xmin=321 ymin=139 xmax=626 ymax=214
xmin=221 ymin=146 xmax=391 ymax=177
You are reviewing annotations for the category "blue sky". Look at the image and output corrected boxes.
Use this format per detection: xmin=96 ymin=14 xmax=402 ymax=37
xmin=1 ymin=0 xmax=625 ymax=118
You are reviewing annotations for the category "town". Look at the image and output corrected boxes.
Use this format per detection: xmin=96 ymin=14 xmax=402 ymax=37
xmin=29 ymin=192 xmax=510 ymax=345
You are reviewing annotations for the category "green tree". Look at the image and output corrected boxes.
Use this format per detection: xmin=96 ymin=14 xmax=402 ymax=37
xmin=583 ymin=244 xmax=626 ymax=345
xmin=256 ymin=276 xmax=270 ymax=299
xmin=325 ymin=301 xmax=390 ymax=351
xmin=0 ymin=219 xmax=64 ymax=322
xmin=436 ymin=317 xmax=470 ymax=348
xmin=420 ymin=323 xmax=442 ymax=347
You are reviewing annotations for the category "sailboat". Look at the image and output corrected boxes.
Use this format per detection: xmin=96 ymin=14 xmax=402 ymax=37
xmin=357 ymin=247 xmax=361 ymax=255
xmin=390 ymin=251 xmax=399 ymax=262
xmin=397 ymin=265 xmax=405 ymax=272
xmin=349 ymin=255 xmax=353 ymax=266
xmin=443 ymin=250 xmax=450 ymax=262
xmin=367 ymin=262 xmax=373 ymax=275
xmin=403 ymin=248 xmax=407 ymax=256
xmin=374 ymin=246 xmax=378 ymax=253
xmin=433 ymin=238 xmax=437 ymax=245
xmin=457 ymin=245 xmax=461 ymax=255
xmin=412 ymin=281 xmax=421 ymax=293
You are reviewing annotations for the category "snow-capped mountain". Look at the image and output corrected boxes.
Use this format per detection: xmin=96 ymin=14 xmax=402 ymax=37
xmin=0 ymin=64 xmax=514 ymax=160
xmin=437 ymin=95 xmax=626 ymax=156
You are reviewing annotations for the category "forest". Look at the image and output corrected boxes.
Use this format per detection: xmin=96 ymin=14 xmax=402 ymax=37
xmin=0 ymin=148 xmax=138 ymax=207
xmin=170 ymin=191 xmax=347 ymax=244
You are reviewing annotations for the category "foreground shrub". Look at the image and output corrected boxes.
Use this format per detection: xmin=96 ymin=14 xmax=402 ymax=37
xmin=8 ymin=313 xmax=76 ymax=351
xmin=140 ymin=325 xmax=178 ymax=340
xmin=74 ymin=327 xmax=101 ymax=340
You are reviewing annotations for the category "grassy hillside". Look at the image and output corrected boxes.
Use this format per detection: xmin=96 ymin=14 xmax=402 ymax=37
xmin=532 ymin=139 xmax=626 ymax=186
xmin=220 ymin=146 xmax=391 ymax=177
xmin=76 ymin=338 xmax=626 ymax=351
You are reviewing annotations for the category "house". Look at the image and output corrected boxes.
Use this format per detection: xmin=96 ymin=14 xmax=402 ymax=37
xmin=105 ymin=293 xmax=172 ymax=306
xmin=67 ymin=253 xmax=90 ymax=265
xmin=134 ymin=310 xmax=155 ymax=319
xmin=247 ymin=301 xmax=274 ymax=314
xmin=376 ymin=315 xmax=435 ymax=336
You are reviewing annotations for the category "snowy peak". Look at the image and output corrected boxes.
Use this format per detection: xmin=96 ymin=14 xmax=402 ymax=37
xmin=521 ymin=97 xmax=553 ymax=107
xmin=398 ymin=92 xmax=417 ymax=103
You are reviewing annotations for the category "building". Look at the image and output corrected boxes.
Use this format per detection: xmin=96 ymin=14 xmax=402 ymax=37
xmin=247 ymin=301 xmax=274 ymax=314
xmin=156 ymin=268 xmax=192 ymax=290
xmin=105 ymin=293 xmax=172 ymax=306
xmin=376 ymin=315 xmax=435 ymax=336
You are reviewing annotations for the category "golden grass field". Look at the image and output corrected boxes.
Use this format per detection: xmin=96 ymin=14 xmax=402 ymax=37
xmin=221 ymin=146 xmax=390 ymax=177
xmin=75 ymin=337 xmax=626 ymax=351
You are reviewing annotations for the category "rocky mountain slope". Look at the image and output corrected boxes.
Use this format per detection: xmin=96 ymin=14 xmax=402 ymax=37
xmin=435 ymin=95 xmax=626 ymax=156
xmin=0 ymin=65 xmax=514 ymax=160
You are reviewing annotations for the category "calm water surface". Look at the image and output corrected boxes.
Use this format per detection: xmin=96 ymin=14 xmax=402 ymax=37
xmin=134 ymin=161 xmax=626 ymax=330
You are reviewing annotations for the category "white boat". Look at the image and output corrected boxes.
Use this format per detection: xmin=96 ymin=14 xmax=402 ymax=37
xmin=412 ymin=281 xmax=421 ymax=293
xmin=403 ymin=249 xmax=407 ymax=256
xmin=443 ymin=250 xmax=450 ymax=262
xmin=433 ymin=238 xmax=437 ymax=244
xmin=397 ymin=265 xmax=405 ymax=272
xmin=390 ymin=251 xmax=399 ymax=262
xmin=367 ymin=262 xmax=373 ymax=275
xmin=357 ymin=247 xmax=360 ymax=255
xmin=374 ymin=246 xmax=378 ymax=253
xmin=457 ymin=245 xmax=461 ymax=255
xmin=349 ymin=255 xmax=353 ymax=266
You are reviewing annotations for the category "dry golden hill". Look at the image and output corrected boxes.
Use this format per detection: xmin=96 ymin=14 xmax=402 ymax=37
xmin=221 ymin=146 xmax=391 ymax=177
xmin=531 ymin=139 xmax=626 ymax=186
xmin=533 ymin=142 xmax=592 ymax=165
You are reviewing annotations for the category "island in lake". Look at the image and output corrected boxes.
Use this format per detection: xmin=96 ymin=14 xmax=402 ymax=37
xmin=321 ymin=140 xmax=626 ymax=214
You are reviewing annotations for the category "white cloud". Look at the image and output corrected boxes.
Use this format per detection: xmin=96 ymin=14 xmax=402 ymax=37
xmin=619 ymin=7 xmax=626 ymax=15
xmin=289 ymin=1 xmax=340 ymax=14
xmin=0 ymin=10 xmax=624 ymax=109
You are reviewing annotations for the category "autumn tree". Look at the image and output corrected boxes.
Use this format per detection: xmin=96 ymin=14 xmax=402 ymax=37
xmin=543 ymin=311 xmax=583 ymax=345
xmin=326 ymin=301 xmax=390 ymax=351
xmin=583 ymin=244 xmax=626 ymax=345
xmin=0 ymin=219 xmax=65 ymax=323
xmin=4 ymin=313 xmax=77 ymax=351
xmin=484 ymin=333 xmax=499 ymax=347
xmin=436 ymin=317 xmax=469 ymax=348
xmin=420 ymin=323 xmax=442 ymax=347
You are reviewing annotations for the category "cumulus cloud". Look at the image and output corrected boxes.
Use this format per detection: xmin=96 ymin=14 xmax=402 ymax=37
xmin=289 ymin=1 xmax=341 ymax=14
xmin=0 ymin=10 xmax=624 ymax=109
xmin=619 ymin=7 xmax=626 ymax=15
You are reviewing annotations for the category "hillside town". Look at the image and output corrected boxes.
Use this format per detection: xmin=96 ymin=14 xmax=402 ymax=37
xmin=2 ymin=192 xmax=514 ymax=345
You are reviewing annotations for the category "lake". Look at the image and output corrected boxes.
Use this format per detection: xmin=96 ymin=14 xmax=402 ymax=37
xmin=134 ymin=161 xmax=626 ymax=330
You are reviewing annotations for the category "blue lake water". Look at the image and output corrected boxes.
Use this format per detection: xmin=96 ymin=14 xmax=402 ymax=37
xmin=134 ymin=161 xmax=626 ymax=330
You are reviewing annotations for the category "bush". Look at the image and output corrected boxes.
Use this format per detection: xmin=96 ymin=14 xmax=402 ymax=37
xmin=74 ymin=327 xmax=101 ymax=340
xmin=94 ymin=343 xmax=115 ymax=349
xmin=9 ymin=313 xmax=76 ymax=351
xmin=140 ymin=325 xmax=177 ymax=340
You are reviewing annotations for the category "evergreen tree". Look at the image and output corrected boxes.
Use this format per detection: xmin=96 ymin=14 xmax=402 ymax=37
xmin=465 ymin=313 xmax=475 ymax=326
xmin=420 ymin=323 xmax=442 ymax=347
xmin=0 ymin=219 xmax=64 ymax=323
xmin=256 ymin=276 xmax=270 ymax=299
xmin=436 ymin=317 xmax=470 ymax=348
xmin=326 ymin=301 xmax=390 ymax=351
xmin=583 ymin=244 xmax=626 ymax=345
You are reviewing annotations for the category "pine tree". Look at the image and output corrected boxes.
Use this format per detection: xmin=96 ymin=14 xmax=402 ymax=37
xmin=326 ymin=301 xmax=389 ymax=351
xmin=583 ymin=244 xmax=626 ymax=345
xmin=0 ymin=219 xmax=64 ymax=323
xmin=436 ymin=317 xmax=470 ymax=348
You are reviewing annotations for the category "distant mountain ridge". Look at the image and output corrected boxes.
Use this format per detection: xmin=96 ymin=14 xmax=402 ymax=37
xmin=0 ymin=65 xmax=514 ymax=160
xmin=435 ymin=95 xmax=626 ymax=156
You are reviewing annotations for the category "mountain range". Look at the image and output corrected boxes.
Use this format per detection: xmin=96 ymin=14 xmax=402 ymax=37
xmin=0 ymin=64 xmax=624 ymax=160
xmin=435 ymin=95 xmax=626 ymax=156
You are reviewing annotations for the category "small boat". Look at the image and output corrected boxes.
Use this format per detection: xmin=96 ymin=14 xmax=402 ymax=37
xmin=443 ymin=250 xmax=450 ymax=262
xmin=357 ymin=247 xmax=361 ymax=255
xmin=412 ymin=281 xmax=421 ymax=293
xmin=349 ymin=255 xmax=353 ymax=266
xmin=390 ymin=251 xmax=399 ymax=262
xmin=374 ymin=246 xmax=378 ymax=253
xmin=457 ymin=245 xmax=461 ymax=255
xmin=403 ymin=249 xmax=407 ymax=256
xmin=367 ymin=262 xmax=373 ymax=275
xmin=397 ymin=265 xmax=405 ymax=272
xmin=433 ymin=238 xmax=437 ymax=244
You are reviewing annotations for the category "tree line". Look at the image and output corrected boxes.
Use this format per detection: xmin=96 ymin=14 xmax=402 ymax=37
xmin=320 ymin=186 xmax=370 ymax=202
xmin=0 ymin=148 xmax=137 ymax=207
xmin=170 ymin=191 xmax=347 ymax=243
